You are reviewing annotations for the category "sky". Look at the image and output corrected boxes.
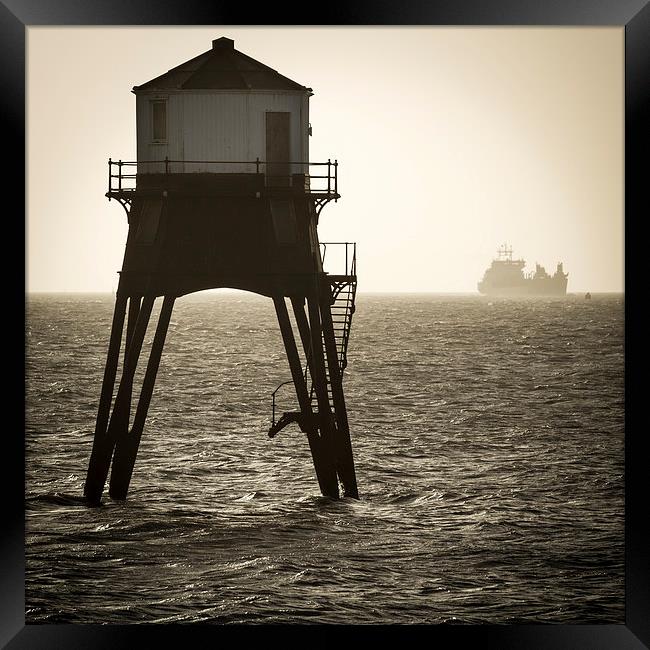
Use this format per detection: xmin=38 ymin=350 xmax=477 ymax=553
xmin=27 ymin=27 xmax=623 ymax=293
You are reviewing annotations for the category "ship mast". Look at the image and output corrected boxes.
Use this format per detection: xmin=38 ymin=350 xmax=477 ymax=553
xmin=497 ymin=243 xmax=513 ymax=261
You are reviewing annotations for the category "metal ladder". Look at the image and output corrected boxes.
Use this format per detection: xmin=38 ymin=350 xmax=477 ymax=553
xmin=269 ymin=243 xmax=356 ymax=436
xmin=308 ymin=276 xmax=357 ymax=411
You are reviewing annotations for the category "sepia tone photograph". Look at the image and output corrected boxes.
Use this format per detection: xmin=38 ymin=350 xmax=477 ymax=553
xmin=25 ymin=25 xmax=625 ymax=626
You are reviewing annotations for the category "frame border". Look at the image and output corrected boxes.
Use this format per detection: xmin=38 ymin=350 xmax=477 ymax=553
xmin=8 ymin=1 xmax=648 ymax=646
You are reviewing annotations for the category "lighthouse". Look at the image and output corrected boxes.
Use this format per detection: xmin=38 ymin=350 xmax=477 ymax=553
xmin=84 ymin=37 xmax=359 ymax=504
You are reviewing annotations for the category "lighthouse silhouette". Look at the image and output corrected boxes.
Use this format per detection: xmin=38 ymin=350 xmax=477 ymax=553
xmin=84 ymin=37 xmax=359 ymax=505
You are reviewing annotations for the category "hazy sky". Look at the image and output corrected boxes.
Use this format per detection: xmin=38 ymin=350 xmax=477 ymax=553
xmin=27 ymin=27 xmax=623 ymax=293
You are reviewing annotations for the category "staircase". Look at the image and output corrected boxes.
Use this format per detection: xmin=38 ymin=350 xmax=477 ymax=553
xmin=308 ymin=276 xmax=356 ymax=411
xmin=269 ymin=243 xmax=356 ymax=436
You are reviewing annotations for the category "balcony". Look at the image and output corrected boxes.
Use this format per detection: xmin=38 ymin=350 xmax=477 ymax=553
xmin=106 ymin=158 xmax=340 ymax=202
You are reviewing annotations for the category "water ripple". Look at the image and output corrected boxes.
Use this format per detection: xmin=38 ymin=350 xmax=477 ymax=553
xmin=25 ymin=292 xmax=624 ymax=624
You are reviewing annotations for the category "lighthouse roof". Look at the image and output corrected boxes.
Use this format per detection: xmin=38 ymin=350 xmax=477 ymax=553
xmin=133 ymin=37 xmax=311 ymax=93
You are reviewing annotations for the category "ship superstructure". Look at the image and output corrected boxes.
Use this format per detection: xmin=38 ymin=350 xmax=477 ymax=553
xmin=478 ymin=244 xmax=568 ymax=296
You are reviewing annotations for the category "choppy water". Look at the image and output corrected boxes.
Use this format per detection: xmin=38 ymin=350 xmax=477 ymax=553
xmin=25 ymin=292 xmax=624 ymax=624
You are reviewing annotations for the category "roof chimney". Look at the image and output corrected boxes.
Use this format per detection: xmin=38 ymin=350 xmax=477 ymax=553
xmin=212 ymin=37 xmax=234 ymax=50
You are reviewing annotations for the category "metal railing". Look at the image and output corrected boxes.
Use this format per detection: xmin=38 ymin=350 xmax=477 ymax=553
xmin=270 ymin=380 xmax=294 ymax=430
xmin=107 ymin=158 xmax=338 ymax=196
xmin=320 ymin=242 xmax=356 ymax=277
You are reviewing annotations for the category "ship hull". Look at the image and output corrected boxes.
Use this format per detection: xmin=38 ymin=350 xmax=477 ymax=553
xmin=477 ymin=277 xmax=568 ymax=296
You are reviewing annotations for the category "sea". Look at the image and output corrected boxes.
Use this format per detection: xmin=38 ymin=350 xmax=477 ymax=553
xmin=25 ymin=292 xmax=625 ymax=624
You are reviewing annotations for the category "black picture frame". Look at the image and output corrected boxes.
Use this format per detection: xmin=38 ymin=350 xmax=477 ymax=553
xmin=7 ymin=1 xmax=648 ymax=646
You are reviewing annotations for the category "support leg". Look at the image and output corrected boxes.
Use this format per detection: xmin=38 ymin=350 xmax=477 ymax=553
xmin=109 ymin=295 xmax=175 ymax=499
xmin=274 ymin=296 xmax=338 ymax=498
xmin=290 ymin=296 xmax=312 ymax=368
xmin=121 ymin=295 xmax=142 ymax=435
xmin=125 ymin=296 xmax=142 ymax=355
xmin=84 ymin=295 xmax=155 ymax=505
xmin=306 ymin=292 xmax=340 ymax=499
xmin=319 ymin=288 xmax=359 ymax=498
xmin=84 ymin=293 xmax=127 ymax=502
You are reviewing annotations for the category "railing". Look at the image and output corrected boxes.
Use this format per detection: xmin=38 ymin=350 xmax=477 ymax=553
xmin=107 ymin=158 xmax=338 ymax=196
xmin=270 ymin=380 xmax=294 ymax=430
xmin=320 ymin=242 xmax=356 ymax=277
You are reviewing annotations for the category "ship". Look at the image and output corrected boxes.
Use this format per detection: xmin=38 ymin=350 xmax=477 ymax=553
xmin=478 ymin=244 xmax=568 ymax=296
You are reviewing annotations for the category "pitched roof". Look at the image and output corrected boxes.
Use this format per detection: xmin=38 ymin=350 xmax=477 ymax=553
xmin=133 ymin=37 xmax=311 ymax=93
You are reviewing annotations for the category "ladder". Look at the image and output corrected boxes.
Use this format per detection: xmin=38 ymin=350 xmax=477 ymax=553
xmin=308 ymin=276 xmax=356 ymax=411
xmin=269 ymin=243 xmax=356 ymax=436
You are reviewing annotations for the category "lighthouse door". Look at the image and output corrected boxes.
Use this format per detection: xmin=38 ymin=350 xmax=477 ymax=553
xmin=266 ymin=112 xmax=290 ymax=187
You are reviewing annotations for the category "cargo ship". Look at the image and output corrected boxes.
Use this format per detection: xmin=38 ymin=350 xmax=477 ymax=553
xmin=478 ymin=245 xmax=568 ymax=296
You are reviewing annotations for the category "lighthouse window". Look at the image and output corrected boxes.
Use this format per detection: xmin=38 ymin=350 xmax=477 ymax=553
xmin=270 ymin=199 xmax=297 ymax=245
xmin=151 ymin=100 xmax=167 ymax=142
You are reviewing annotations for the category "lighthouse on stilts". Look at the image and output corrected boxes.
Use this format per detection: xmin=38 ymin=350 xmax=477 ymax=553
xmin=84 ymin=37 xmax=359 ymax=505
